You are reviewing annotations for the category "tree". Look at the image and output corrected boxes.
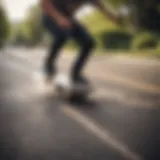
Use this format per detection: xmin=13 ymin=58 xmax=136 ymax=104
xmin=126 ymin=0 xmax=160 ymax=32
xmin=102 ymin=0 xmax=160 ymax=33
xmin=0 ymin=2 xmax=10 ymax=48
xmin=22 ymin=5 xmax=44 ymax=46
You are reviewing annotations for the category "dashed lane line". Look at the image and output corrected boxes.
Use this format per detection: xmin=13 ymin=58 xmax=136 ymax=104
xmin=62 ymin=106 xmax=143 ymax=160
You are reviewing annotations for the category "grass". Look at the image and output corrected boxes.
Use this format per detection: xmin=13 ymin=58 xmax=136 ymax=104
xmin=64 ymin=47 xmax=160 ymax=59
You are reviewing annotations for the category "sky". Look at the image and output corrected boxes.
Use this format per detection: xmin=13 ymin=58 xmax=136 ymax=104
xmin=3 ymin=0 xmax=93 ymax=22
xmin=3 ymin=0 xmax=38 ymax=21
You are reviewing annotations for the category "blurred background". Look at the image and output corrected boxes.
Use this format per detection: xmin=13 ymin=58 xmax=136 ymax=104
xmin=0 ymin=0 xmax=160 ymax=57
xmin=0 ymin=1 xmax=159 ymax=160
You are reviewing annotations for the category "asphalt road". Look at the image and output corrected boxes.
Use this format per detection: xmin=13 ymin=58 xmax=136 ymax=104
xmin=0 ymin=48 xmax=159 ymax=160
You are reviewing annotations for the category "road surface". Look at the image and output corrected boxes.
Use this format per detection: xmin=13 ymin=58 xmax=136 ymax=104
xmin=0 ymin=48 xmax=159 ymax=160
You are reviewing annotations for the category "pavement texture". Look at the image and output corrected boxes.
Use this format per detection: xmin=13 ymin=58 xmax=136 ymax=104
xmin=0 ymin=48 xmax=159 ymax=160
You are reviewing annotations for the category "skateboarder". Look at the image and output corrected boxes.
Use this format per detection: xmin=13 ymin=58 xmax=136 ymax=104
xmin=41 ymin=0 xmax=120 ymax=84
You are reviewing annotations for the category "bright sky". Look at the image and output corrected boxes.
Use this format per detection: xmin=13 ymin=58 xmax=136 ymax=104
xmin=3 ymin=0 xmax=93 ymax=22
xmin=3 ymin=0 xmax=38 ymax=21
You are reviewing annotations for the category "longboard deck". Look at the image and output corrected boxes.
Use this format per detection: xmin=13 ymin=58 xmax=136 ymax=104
xmin=33 ymin=71 xmax=97 ymax=106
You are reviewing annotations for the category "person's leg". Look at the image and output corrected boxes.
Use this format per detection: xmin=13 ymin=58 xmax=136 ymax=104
xmin=43 ymin=15 xmax=70 ymax=81
xmin=71 ymin=22 xmax=95 ymax=83
xmin=44 ymin=35 xmax=66 ymax=77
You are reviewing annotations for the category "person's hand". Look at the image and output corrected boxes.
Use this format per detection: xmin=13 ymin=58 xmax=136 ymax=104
xmin=56 ymin=16 xmax=72 ymax=29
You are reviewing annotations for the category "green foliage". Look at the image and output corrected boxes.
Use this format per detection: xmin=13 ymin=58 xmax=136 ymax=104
xmin=156 ymin=41 xmax=160 ymax=55
xmin=132 ymin=0 xmax=160 ymax=32
xmin=22 ymin=6 xmax=43 ymax=46
xmin=99 ymin=30 xmax=132 ymax=50
xmin=81 ymin=10 xmax=132 ymax=50
xmin=82 ymin=10 xmax=118 ymax=35
xmin=11 ymin=5 xmax=44 ymax=46
xmin=0 ymin=6 xmax=10 ymax=48
xmin=132 ymin=32 xmax=158 ymax=50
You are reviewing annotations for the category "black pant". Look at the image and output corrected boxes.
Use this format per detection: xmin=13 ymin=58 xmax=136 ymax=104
xmin=43 ymin=15 xmax=95 ymax=79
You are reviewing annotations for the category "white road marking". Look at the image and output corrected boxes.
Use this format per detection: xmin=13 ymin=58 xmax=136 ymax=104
xmin=62 ymin=106 xmax=143 ymax=160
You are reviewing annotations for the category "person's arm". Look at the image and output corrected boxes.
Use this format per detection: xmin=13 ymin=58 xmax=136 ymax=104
xmin=91 ymin=0 xmax=120 ymax=24
xmin=41 ymin=0 xmax=71 ymax=28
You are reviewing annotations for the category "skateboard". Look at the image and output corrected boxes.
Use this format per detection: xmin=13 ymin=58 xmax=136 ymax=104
xmin=53 ymin=73 xmax=92 ymax=102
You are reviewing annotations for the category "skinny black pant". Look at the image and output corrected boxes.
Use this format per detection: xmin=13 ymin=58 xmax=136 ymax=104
xmin=43 ymin=15 xmax=95 ymax=79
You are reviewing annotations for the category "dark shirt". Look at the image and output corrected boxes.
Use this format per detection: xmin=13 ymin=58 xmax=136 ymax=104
xmin=51 ymin=0 xmax=97 ymax=17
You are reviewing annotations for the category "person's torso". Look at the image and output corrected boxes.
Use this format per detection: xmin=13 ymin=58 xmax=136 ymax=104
xmin=51 ymin=0 xmax=90 ymax=17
